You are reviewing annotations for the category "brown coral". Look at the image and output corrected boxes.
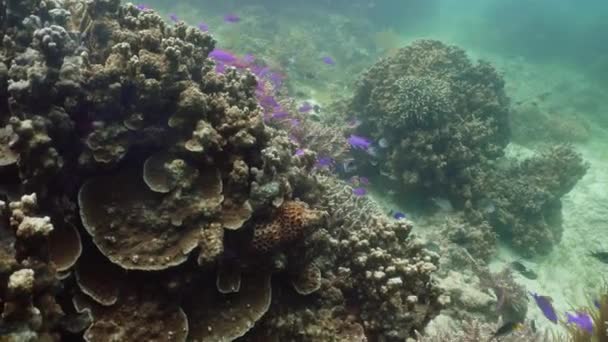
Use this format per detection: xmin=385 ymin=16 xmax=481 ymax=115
xmin=250 ymin=201 xmax=327 ymax=254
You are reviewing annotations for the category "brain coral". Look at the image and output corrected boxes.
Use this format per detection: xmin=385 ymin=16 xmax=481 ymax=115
xmin=350 ymin=39 xmax=510 ymax=199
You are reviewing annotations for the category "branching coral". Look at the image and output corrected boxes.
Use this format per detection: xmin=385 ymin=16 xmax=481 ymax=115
xmin=350 ymin=39 xmax=510 ymax=198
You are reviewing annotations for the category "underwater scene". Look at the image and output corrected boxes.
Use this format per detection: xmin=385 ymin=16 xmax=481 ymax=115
xmin=0 ymin=0 xmax=607 ymax=341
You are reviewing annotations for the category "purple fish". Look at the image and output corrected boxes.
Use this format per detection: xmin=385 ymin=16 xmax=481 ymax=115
xmin=530 ymin=292 xmax=558 ymax=324
xmin=289 ymin=119 xmax=301 ymax=127
xmin=394 ymin=212 xmax=406 ymax=220
xmin=322 ymin=56 xmax=335 ymax=65
xmin=348 ymin=135 xmax=372 ymax=150
xmin=353 ymin=187 xmax=367 ymax=196
xmin=259 ymin=95 xmax=279 ymax=109
xmin=295 ymin=149 xmax=305 ymax=157
xmin=316 ymin=157 xmax=334 ymax=168
xmin=209 ymin=49 xmax=237 ymax=64
xmin=270 ymin=111 xmax=289 ymax=120
xmin=359 ymin=176 xmax=370 ymax=185
xmin=224 ymin=13 xmax=240 ymax=23
xmin=135 ymin=4 xmax=149 ymax=10
xmin=198 ymin=22 xmax=209 ymax=31
xmin=298 ymin=102 xmax=313 ymax=113
xmin=169 ymin=13 xmax=179 ymax=22
xmin=566 ymin=312 xmax=593 ymax=333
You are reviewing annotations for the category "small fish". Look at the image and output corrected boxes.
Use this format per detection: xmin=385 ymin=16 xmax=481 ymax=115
xmin=298 ymin=102 xmax=313 ymax=113
xmin=135 ymin=4 xmax=149 ymax=10
xmin=479 ymin=198 xmax=496 ymax=214
xmin=270 ymin=111 xmax=289 ymax=120
xmin=322 ymin=56 xmax=335 ymax=65
xmin=295 ymin=149 xmax=305 ymax=157
xmin=169 ymin=13 xmax=179 ymax=22
xmin=510 ymin=261 xmax=538 ymax=280
xmin=348 ymin=135 xmax=372 ymax=150
xmin=590 ymin=251 xmax=608 ymax=263
xmin=316 ymin=157 xmax=334 ymax=168
xmin=566 ymin=311 xmax=593 ymax=333
xmin=209 ymin=49 xmax=237 ymax=63
xmin=197 ymin=22 xmax=209 ymax=32
xmin=594 ymin=299 xmax=601 ymax=309
xmin=393 ymin=212 xmax=406 ymax=220
xmin=378 ymin=138 xmax=389 ymax=148
xmin=353 ymin=187 xmax=367 ymax=196
xmin=530 ymin=319 xmax=537 ymax=333
xmin=530 ymin=292 xmax=558 ymax=324
xmin=224 ymin=13 xmax=240 ymax=23
xmin=491 ymin=321 xmax=524 ymax=339
xmin=341 ymin=158 xmax=357 ymax=173
xmin=359 ymin=177 xmax=369 ymax=185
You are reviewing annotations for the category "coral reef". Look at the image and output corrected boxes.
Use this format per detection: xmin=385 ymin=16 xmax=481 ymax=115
xmin=350 ymin=39 xmax=510 ymax=199
xmin=0 ymin=1 xmax=441 ymax=340
xmin=251 ymin=175 xmax=442 ymax=341
xmin=466 ymin=144 xmax=589 ymax=256
xmin=0 ymin=193 xmax=62 ymax=341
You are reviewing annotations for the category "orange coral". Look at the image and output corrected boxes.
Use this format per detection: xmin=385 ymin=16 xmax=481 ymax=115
xmin=250 ymin=201 xmax=326 ymax=254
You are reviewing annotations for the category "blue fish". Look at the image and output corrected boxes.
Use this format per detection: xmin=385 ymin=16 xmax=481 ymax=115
xmin=322 ymin=56 xmax=335 ymax=65
xmin=224 ymin=13 xmax=240 ymax=23
xmin=566 ymin=311 xmax=593 ymax=333
xmin=394 ymin=212 xmax=406 ymax=220
xmin=530 ymin=292 xmax=558 ymax=324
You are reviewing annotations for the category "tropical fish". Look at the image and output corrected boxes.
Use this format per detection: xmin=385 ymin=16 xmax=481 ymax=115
xmin=295 ymin=149 xmax=305 ymax=157
xmin=378 ymin=137 xmax=389 ymax=148
xmin=530 ymin=292 xmax=558 ymax=324
xmin=353 ymin=187 xmax=367 ymax=196
xmin=224 ymin=13 xmax=240 ymax=23
xmin=316 ymin=157 xmax=334 ymax=168
xmin=197 ymin=22 xmax=209 ymax=31
xmin=491 ymin=321 xmax=524 ymax=339
xmin=566 ymin=311 xmax=593 ymax=333
xmin=510 ymin=261 xmax=538 ymax=280
xmin=348 ymin=135 xmax=372 ymax=150
xmin=135 ymin=4 xmax=149 ymax=10
xmin=298 ymin=102 xmax=313 ymax=113
xmin=169 ymin=13 xmax=179 ymax=22
xmin=209 ymin=49 xmax=237 ymax=64
xmin=341 ymin=158 xmax=357 ymax=173
xmin=393 ymin=212 xmax=406 ymax=220
xmin=590 ymin=251 xmax=608 ymax=263
xmin=322 ymin=56 xmax=335 ymax=65
xmin=270 ymin=111 xmax=289 ymax=120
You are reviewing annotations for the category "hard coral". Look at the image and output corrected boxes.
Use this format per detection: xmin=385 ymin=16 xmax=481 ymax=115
xmin=350 ymin=39 xmax=510 ymax=198
xmin=467 ymin=144 xmax=588 ymax=256
xmin=250 ymin=200 xmax=327 ymax=254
